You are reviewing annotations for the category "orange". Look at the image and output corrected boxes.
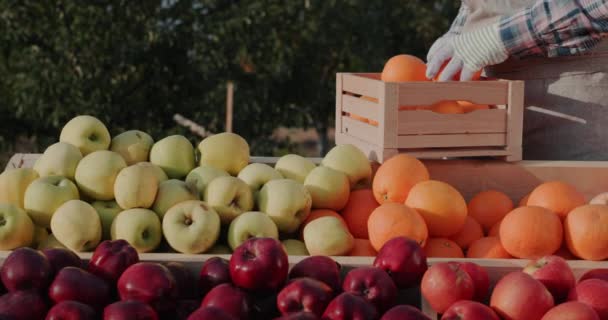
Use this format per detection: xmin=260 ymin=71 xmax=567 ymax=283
xmin=360 ymin=96 xmax=378 ymax=103
xmin=564 ymin=204 xmax=608 ymax=261
xmin=372 ymin=154 xmax=429 ymax=204
xmin=449 ymin=216 xmax=484 ymax=250
xmin=518 ymin=193 xmax=530 ymax=207
xmin=424 ymin=238 xmax=464 ymax=258
xmin=458 ymin=100 xmax=491 ymax=113
xmin=381 ymin=54 xmax=429 ymax=82
xmin=341 ymin=189 xmax=379 ymax=239
xmin=433 ymin=59 xmax=483 ymax=81
xmin=349 ymin=238 xmax=377 ymax=256
xmin=368 ymin=202 xmax=428 ymax=250
xmin=430 ymin=100 xmax=465 ymax=114
xmin=348 ymin=113 xmax=369 ymax=123
xmin=468 ymin=190 xmax=514 ymax=233
xmin=488 ymin=220 xmax=502 ymax=237
xmin=404 ymin=180 xmax=467 ymax=237
xmin=499 ymin=206 xmax=563 ymax=259
xmin=299 ymin=209 xmax=345 ymax=239
xmin=467 ymin=237 xmax=512 ymax=259
xmin=527 ymin=181 xmax=586 ymax=219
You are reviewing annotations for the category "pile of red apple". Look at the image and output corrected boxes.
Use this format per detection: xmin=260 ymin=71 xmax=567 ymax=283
xmin=0 ymin=236 xmax=432 ymax=320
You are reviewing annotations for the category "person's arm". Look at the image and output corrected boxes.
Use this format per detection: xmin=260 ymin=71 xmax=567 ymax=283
xmin=446 ymin=3 xmax=470 ymax=36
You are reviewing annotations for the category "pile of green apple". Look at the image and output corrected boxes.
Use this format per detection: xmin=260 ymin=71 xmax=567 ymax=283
xmin=0 ymin=115 xmax=373 ymax=255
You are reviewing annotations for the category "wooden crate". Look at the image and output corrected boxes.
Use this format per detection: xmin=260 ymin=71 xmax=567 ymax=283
xmin=335 ymin=73 xmax=524 ymax=162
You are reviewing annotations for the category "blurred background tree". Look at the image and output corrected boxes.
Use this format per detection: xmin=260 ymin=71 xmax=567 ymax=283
xmin=0 ymin=0 xmax=459 ymax=168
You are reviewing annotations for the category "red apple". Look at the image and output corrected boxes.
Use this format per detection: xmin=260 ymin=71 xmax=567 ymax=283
xmin=441 ymin=300 xmax=500 ymax=320
xmin=88 ymin=239 xmax=139 ymax=284
xmin=458 ymin=262 xmax=489 ymax=302
xmin=0 ymin=247 xmax=52 ymax=292
xmin=103 ymin=300 xmax=159 ymax=320
xmin=229 ymin=237 xmax=289 ymax=292
xmin=541 ymin=301 xmax=599 ymax=320
xmin=373 ymin=237 xmax=427 ymax=288
xmin=321 ymin=292 xmax=378 ymax=320
xmin=42 ymin=248 xmax=83 ymax=275
xmin=580 ymin=269 xmax=608 ymax=283
xmin=46 ymin=300 xmax=97 ymax=320
xmin=523 ymin=255 xmax=576 ymax=303
xmin=0 ymin=290 xmax=48 ymax=320
xmin=164 ymin=262 xmax=197 ymax=300
xmin=421 ymin=262 xmax=475 ymax=314
xmin=568 ymin=279 xmax=608 ymax=319
xmin=201 ymin=283 xmax=252 ymax=320
xmin=187 ymin=307 xmax=237 ymax=320
xmin=277 ymin=278 xmax=333 ymax=316
xmin=289 ymin=256 xmax=342 ymax=292
xmin=490 ymin=271 xmax=554 ymax=320
xmin=175 ymin=299 xmax=200 ymax=320
xmin=117 ymin=262 xmax=178 ymax=314
xmin=342 ymin=267 xmax=397 ymax=313
xmin=274 ymin=311 xmax=319 ymax=320
xmin=199 ymin=257 xmax=231 ymax=297
xmin=380 ymin=305 xmax=431 ymax=320
xmin=49 ymin=266 xmax=112 ymax=310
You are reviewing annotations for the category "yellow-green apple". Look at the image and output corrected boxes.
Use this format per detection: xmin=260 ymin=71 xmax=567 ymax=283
xmin=274 ymin=154 xmax=316 ymax=183
xmin=75 ymin=150 xmax=127 ymax=200
xmin=0 ymin=203 xmax=34 ymax=250
xmin=227 ymin=211 xmax=279 ymax=250
xmin=151 ymin=179 xmax=199 ymax=219
xmin=207 ymin=244 xmax=232 ymax=254
xmin=185 ymin=165 xmax=230 ymax=199
xmin=59 ymin=115 xmax=111 ymax=155
xmin=204 ymin=176 xmax=254 ymax=224
xmin=111 ymin=208 xmax=161 ymax=253
xmin=304 ymin=166 xmax=350 ymax=211
xmin=0 ymin=168 xmax=39 ymax=208
xmin=162 ymin=200 xmax=221 ymax=254
xmin=237 ymin=163 xmax=283 ymax=197
xmin=258 ymin=179 xmax=312 ymax=233
xmin=32 ymin=226 xmax=49 ymax=248
xmin=282 ymin=239 xmax=309 ymax=256
xmin=114 ymin=164 xmax=159 ymax=209
xmin=51 ymin=200 xmax=101 ymax=252
xmin=150 ymin=135 xmax=195 ymax=179
xmin=33 ymin=142 xmax=83 ymax=180
xmin=136 ymin=162 xmax=168 ymax=183
xmin=303 ymin=216 xmax=354 ymax=256
xmin=421 ymin=262 xmax=475 ymax=314
xmin=37 ymin=234 xmax=67 ymax=250
xmin=197 ymin=132 xmax=250 ymax=175
xmin=24 ymin=176 xmax=80 ymax=227
xmin=321 ymin=144 xmax=371 ymax=189
xmin=91 ymin=200 xmax=122 ymax=240
xmin=110 ymin=130 xmax=154 ymax=165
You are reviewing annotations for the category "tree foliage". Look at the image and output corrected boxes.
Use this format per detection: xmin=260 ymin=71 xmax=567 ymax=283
xmin=0 ymin=0 xmax=459 ymax=167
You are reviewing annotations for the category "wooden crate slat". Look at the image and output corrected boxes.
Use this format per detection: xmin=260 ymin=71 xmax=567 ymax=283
xmin=341 ymin=73 xmax=382 ymax=98
xmin=403 ymin=147 xmax=511 ymax=158
xmin=397 ymin=133 xmax=506 ymax=149
xmin=397 ymin=81 xmax=509 ymax=106
xmin=342 ymin=94 xmax=379 ymax=121
xmin=398 ymin=109 xmax=508 ymax=135
xmin=342 ymin=116 xmax=380 ymax=145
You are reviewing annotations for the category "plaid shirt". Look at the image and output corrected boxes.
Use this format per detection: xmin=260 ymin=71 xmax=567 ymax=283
xmin=451 ymin=0 xmax=608 ymax=58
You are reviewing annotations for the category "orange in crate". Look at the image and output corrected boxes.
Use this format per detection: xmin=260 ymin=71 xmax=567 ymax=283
xmin=430 ymin=100 xmax=465 ymax=114
xmin=467 ymin=236 xmax=512 ymax=259
xmin=341 ymin=189 xmax=379 ymax=239
xmin=381 ymin=54 xmax=429 ymax=82
xmin=458 ymin=100 xmax=491 ymax=113
xmin=468 ymin=190 xmax=514 ymax=233
xmin=368 ymin=202 xmax=428 ymax=250
xmin=424 ymin=238 xmax=464 ymax=258
xmin=527 ymin=181 xmax=586 ymax=219
xmin=564 ymin=204 xmax=608 ymax=261
xmin=372 ymin=154 xmax=429 ymax=204
xmin=499 ymin=206 xmax=563 ymax=259
xmin=449 ymin=216 xmax=484 ymax=250
xmin=349 ymin=239 xmax=378 ymax=256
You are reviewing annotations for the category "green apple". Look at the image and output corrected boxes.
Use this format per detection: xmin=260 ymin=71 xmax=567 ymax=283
xmin=111 ymin=208 xmax=161 ymax=253
xmin=258 ymin=179 xmax=312 ymax=233
xmin=0 ymin=168 xmax=39 ymax=208
xmin=152 ymin=179 xmax=199 ymax=219
xmin=282 ymin=239 xmax=309 ymax=256
xmin=149 ymin=135 xmax=195 ymax=179
xmin=162 ymin=200 xmax=221 ymax=254
xmin=37 ymin=234 xmax=66 ymax=250
xmin=237 ymin=163 xmax=283 ymax=197
xmin=227 ymin=211 xmax=278 ymax=250
xmin=114 ymin=164 xmax=159 ymax=209
xmin=207 ymin=244 xmax=232 ymax=254
xmin=110 ymin=130 xmax=154 ymax=165
xmin=33 ymin=142 xmax=83 ymax=180
xmin=135 ymin=162 xmax=168 ymax=183
xmin=75 ymin=150 xmax=127 ymax=200
xmin=204 ymin=176 xmax=254 ymax=224
xmin=197 ymin=132 xmax=250 ymax=175
xmin=304 ymin=166 xmax=350 ymax=211
xmin=32 ymin=226 xmax=49 ymax=248
xmin=59 ymin=115 xmax=111 ymax=155
xmin=321 ymin=144 xmax=372 ymax=189
xmin=91 ymin=200 xmax=122 ymax=240
xmin=24 ymin=176 xmax=80 ymax=227
xmin=303 ymin=216 xmax=354 ymax=256
xmin=0 ymin=203 xmax=34 ymax=250
xmin=274 ymin=154 xmax=316 ymax=183
xmin=50 ymin=200 xmax=101 ymax=252
xmin=185 ymin=165 xmax=230 ymax=199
